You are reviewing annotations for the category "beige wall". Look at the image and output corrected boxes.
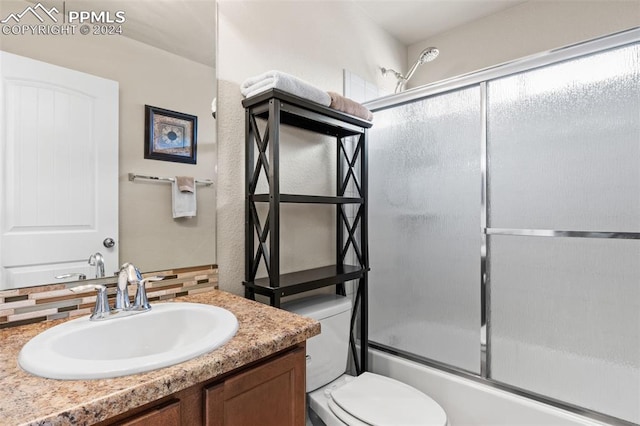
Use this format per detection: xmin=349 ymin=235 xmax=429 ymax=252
xmin=0 ymin=5 xmax=217 ymax=273
xmin=407 ymin=0 xmax=640 ymax=88
xmin=217 ymin=1 xmax=406 ymax=295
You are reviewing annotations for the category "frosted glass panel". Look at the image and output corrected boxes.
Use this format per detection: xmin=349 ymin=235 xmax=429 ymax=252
xmin=488 ymin=44 xmax=640 ymax=232
xmin=489 ymin=235 xmax=640 ymax=423
xmin=369 ymin=87 xmax=481 ymax=373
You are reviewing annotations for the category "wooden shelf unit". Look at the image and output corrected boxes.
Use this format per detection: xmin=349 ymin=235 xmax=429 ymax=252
xmin=242 ymin=89 xmax=371 ymax=374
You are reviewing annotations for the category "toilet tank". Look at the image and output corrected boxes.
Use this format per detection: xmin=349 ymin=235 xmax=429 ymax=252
xmin=282 ymin=294 xmax=352 ymax=392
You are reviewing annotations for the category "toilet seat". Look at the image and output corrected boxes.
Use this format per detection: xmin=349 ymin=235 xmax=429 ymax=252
xmin=327 ymin=398 xmax=370 ymax=426
xmin=327 ymin=372 xmax=447 ymax=426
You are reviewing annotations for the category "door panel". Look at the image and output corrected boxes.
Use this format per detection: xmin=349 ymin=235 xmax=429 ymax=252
xmin=368 ymin=86 xmax=482 ymax=373
xmin=0 ymin=51 xmax=118 ymax=288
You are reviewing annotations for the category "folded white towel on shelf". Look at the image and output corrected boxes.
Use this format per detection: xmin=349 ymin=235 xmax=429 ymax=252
xmin=172 ymin=178 xmax=196 ymax=218
xmin=240 ymin=70 xmax=331 ymax=106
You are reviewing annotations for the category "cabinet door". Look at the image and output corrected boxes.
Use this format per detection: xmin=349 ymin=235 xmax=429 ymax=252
xmin=205 ymin=345 xmax=306 ymax=426
xmin=119 ymin=400 xmax=181 ymax=426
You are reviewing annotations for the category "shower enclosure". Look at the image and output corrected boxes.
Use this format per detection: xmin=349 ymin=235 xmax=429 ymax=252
xmin=366 ymin=29 xmax=639 ymax=425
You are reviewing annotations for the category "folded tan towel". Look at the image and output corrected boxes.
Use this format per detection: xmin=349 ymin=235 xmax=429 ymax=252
xmin=176 ymin=176 xmax=195 ymax=193
xmin=327 ymin=91 xmax=373 ymax=122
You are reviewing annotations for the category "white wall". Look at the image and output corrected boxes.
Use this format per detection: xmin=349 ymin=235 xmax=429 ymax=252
xmin=0 ymin=3 xmax=217 ymax=273
xmin=407 ymin=0 xmax=640 ymax=88
xmin=217 ymin=1 xmax=405 ymax=295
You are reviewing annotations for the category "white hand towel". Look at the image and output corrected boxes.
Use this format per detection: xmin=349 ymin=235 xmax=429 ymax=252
xmin=240 ymin=70 xmax=331 ymax=106
xmin=172 ymin=179 xmax=196 ymax=218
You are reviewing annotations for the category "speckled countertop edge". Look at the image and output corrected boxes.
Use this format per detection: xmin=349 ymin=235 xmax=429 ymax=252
xmin=0 ymin=290 xmax=320 ymax=426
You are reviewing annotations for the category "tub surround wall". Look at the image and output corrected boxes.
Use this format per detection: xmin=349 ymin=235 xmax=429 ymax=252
xmin=406 ymin=0 xmax=640 ymax=88
xmin=0 ymin=289 xmax=319 ymax=425
xmin=0 ymin=265 xmax=218 ymax=328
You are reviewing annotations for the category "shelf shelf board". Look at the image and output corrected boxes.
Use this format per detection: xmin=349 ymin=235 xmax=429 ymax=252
xmin=242 ymin=89 xmax=372 ymax=138
xmin=251 ymin=194 xmax=363 ymax=204
xmin=243 ymin=264 xmax=366 ymax=298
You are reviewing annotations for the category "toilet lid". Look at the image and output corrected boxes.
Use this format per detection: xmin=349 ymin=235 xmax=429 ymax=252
xmin=329 ymin=372 xmax=447 ymax=426
xmin=328 ymin=398 xmax=370 ymax=426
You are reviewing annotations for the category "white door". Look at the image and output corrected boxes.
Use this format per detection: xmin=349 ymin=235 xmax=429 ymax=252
xmin=0 ymin=51 xmax=118 ymax=289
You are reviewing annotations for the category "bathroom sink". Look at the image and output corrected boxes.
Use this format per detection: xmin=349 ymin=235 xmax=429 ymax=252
xmin=18 ymin=302 xmax=239 ymax=380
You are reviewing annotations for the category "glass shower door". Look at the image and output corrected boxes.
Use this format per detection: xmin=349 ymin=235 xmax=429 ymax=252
xmin=368 ymin=86 xmax=482 ymax=374
xmin=487 ymin=43 xmax=640 ymax=423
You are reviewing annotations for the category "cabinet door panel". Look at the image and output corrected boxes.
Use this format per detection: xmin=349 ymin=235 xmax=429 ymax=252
xmin=205 ymin=346 xmax=306 ymax=426
xmin=119 ymin=400 xmax=181 ymax=426
xmin=204 ymin=384 xmax=224 ymax=426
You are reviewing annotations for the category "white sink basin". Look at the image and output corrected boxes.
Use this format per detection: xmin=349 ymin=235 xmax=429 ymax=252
xmin=18 ymin=302 xmax=239 ymax=380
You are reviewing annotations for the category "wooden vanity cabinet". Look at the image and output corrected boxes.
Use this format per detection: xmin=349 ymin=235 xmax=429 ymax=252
xmin=102 ymin=343 xmax=306 ymax=426
xmin=119 ymin=400 xmax=182 ymax=426
xmin=204 ymin=343 xmax=305 ymax=426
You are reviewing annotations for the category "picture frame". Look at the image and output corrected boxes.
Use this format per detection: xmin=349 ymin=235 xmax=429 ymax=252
xmin=144 ymin=105 xmax=198 ymax=164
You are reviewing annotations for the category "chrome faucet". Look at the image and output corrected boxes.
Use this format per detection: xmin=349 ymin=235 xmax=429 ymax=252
xmin=115 ymin=262 xmax=140 ymax=310
xmin=116 ymin=262 xmax=164 ymax=313
xmin=70 ymin=284 xmax=113 ymax=320
xmin=88 ymin=252 xmax=105 ymax=278
xmin=70 ymin=263 xmax=163 ymax=321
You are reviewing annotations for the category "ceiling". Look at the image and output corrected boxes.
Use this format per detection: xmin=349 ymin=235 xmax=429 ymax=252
xmin=35 ymin=0 xmax=216 ymax=68
xmin=128 ymin=0 xmax=525 ymax=67
xmin=353 ymin=0 xmax=527 ymax=45
xmin=35 ymin=1 xmax=527 ymax=68
xmin=117 ymin=0 xmax=216 ymax=68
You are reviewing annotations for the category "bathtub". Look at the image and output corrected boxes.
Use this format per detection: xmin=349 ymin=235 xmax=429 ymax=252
xmin=368 ymin=347 xmax=610 ymax=426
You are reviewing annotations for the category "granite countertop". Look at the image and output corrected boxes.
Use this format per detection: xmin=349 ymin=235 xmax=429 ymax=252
xmin=0 ymin=290 xmax=320 ymax=426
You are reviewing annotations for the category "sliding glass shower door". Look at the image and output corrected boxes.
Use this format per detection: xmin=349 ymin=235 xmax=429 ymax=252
xmin=368 ymin=35 xmax=639 ymax=424
xmin=368 ymin=86 xmax=482 ymax=374
xmin=487 ymin=43 xmax=640 ymax=423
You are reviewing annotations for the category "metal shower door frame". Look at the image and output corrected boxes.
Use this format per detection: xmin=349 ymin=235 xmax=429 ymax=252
xmin=365 ymin=27 xmax=640 ymax=426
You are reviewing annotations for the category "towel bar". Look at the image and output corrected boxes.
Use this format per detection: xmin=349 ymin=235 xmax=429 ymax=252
xmin=128 ymin=173 xmax=214 ymax=186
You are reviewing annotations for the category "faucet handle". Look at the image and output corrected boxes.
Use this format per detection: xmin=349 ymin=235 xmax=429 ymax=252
xmin=115 ymin=269 xmax=131 ymax=310
xmin=70 ymin=284 xmax=114 ymax=321
xmin=132 ymin=276 xmax=164 ymax=311
xmin=56 ymin=273 xmax=87 ymax=281
xmin=140 ymin=276 xmax=164 ymax=284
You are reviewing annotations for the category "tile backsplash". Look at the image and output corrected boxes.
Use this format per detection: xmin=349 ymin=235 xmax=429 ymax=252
xmin=0 ymin=264 xmax=218 ymax=329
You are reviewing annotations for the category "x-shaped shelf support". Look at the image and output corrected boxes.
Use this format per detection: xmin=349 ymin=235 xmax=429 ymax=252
xmin=248 ymin=114 xmax=270 ymax=194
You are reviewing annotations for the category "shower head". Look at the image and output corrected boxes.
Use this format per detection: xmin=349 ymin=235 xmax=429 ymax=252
xmin=418 ymin=47 xmax=439 ymax=64
xmin=404 ymin=46 xmax=439 ymax=83
xmin=382 ymin=46 xmax=440 ymax=93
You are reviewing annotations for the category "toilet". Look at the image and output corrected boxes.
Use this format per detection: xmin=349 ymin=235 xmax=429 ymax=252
xmin=283 ymin=294 xmax=448 ymax=426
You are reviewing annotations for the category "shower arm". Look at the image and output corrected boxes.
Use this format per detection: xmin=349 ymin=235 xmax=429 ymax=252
xmin=381 ymin=58 xmax=425 ymax=93
xmin=380 ymin=67 xmax=410 ymax=93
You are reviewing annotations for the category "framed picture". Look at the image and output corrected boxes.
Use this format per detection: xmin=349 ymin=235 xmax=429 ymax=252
xmin=144 ymin=105 xmax=198 ymax=164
